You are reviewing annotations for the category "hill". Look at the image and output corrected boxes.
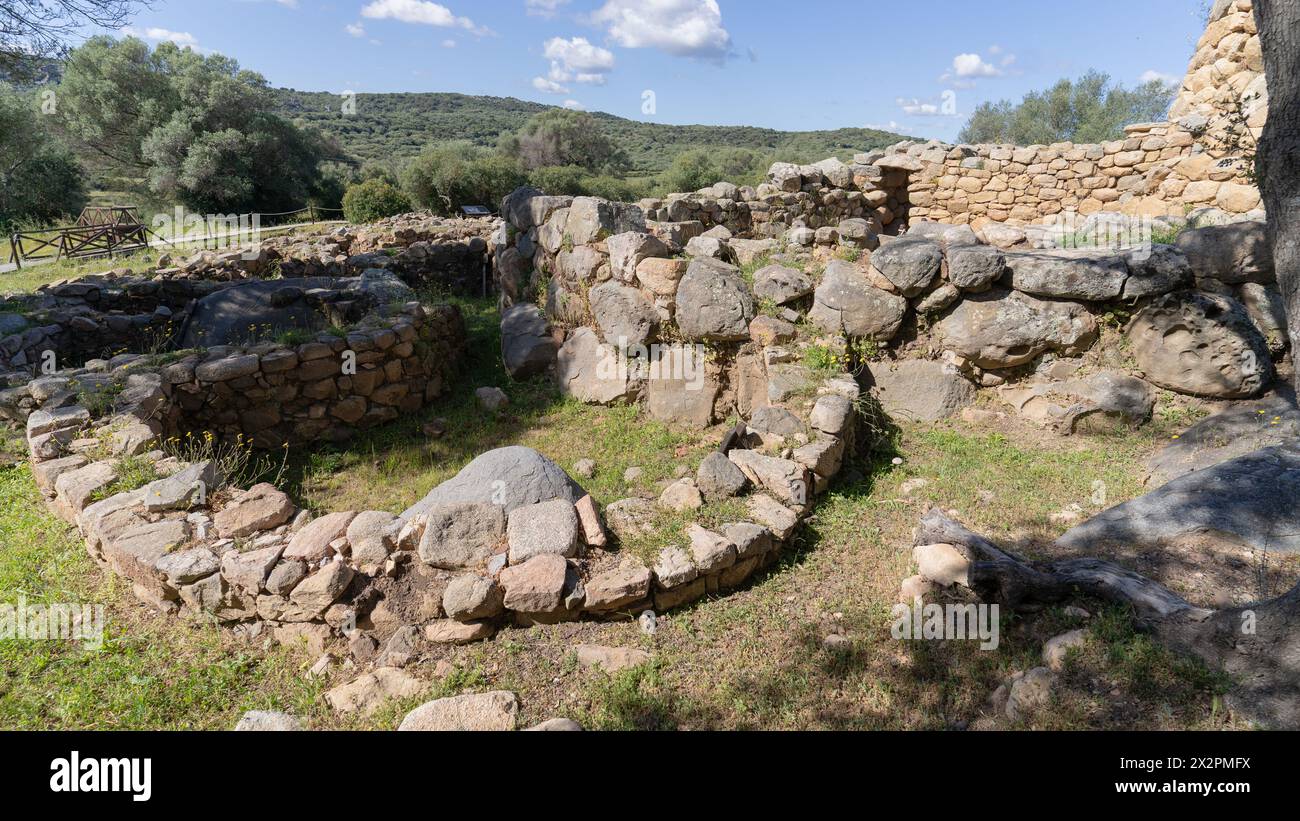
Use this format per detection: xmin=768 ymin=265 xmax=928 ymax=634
xmin=270 ymin=89 xmax=911 ymax=174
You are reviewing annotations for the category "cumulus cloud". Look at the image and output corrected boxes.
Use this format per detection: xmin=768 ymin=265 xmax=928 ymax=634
xmin=526 ymin=0 xmax=570 ymax=17
xmin=898 ymin=97 xmax=940 ymax=116
xmin=951 ymin=52 xmax=1003 ymax=78
xmin=590 ymin=0 xmax=731 ymax=60
xmin=345 ymin=22 xmax=366 ymax=37
xmin=361 ymin=0 xmax=490 ymax=36
xmin=1140 ymin=69 xmax=1178 ymax=85
xmin=562 ymin=99 xmax=585 ymax=110
xmin=533 ymin=76 xmax=569 ymax=94
xmin=542 ymin=36 xmax=615 ymax=85
xmin=121 ymin=27 xmax=201 ymax=49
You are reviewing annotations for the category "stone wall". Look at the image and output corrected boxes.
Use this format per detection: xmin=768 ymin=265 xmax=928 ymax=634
xmin=876 ymin=0 xmax=1266 ymax=228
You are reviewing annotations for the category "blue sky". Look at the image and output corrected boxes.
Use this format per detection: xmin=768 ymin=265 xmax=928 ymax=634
xmin=108 ymin=0 xmax=1211 ymax=141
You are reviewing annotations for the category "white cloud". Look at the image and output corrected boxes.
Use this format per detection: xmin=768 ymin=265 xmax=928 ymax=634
xmin=898 ymin=97 xmax=940 ymax=116
xmin=591 ymin=0 xmax=731 ymax=60
xmin=345 ymin=22 xmax=366 ymax=37
xmin=121 ymin=27 xmax=200 ymax=49
xmin=442 ymin=39 xmax=457 ymax=48
xmin=867 ymin=120 xmax=902 ymax=131
xmin=533 ymin=76 xmax=569 ymax=94
xmin=952 ymin=52 xmax=1003 ymax=78
xmin=361 ymin=0 xmax=490 ymax=35
xmin=896 ymin=96 xmax=960 ymax=118
xmin=526 ymin=0 xmax=570 ymax=17
xmin=542 ymin=36 xmax=615 ymax=86
xmin=562 ymin=99 xmax=585 ymax=110
xmin=1140 ymin=69 xmax=1178 ymax=85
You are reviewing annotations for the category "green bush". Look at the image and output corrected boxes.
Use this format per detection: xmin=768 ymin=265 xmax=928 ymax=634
xmin=342 ymin=179 xmax=412 ymax=224
xmin=403 ymin=142 xmax=527 ymax=215
xmin=528 ymin=164 xmax=591 ymax=196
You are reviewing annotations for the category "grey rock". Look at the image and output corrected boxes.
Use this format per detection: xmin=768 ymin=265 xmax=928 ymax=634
xmin=1176 ymin=221 xmax=1272 ymax=284
xmin=501 ymin=304 xmax=557 ymax=381
xmin=554 ymin=327 xmax=637 ymax=405
xmin=674 ymin=258 xmax=755 ymax=342
xmin=1059 ymin=446 xmax=1300 ymax=554
xmin=697 ymin=451 xmax=749 ymax=501
xmin=506 ymin=499 xmax=581 ymax=564
xmin=1122 ymin=245 xmax=1192 ymax=300
xmin=404 ymin=446 xmax=585 ymax=519
xmin=418 ymin=502 xmax=506 ymax=570
xmin=808 ymin=259 xmax=907 ymax=340
xmin=936 ymin=289 xmax=1098 ymax=368
xmin=234 ymin=710 xmax=303 ymax=731
xmin=589 ymin=281 xmax=659 ymax=347
xmin=753 ymin=264 xmax=814 ymax=305
xmin=1146 ymin=396 xmax=1300 ymax=485
xmin=946 ymin=244 xmax=1006 ymax=292
xmin=872 ymin=237 xmax=942 ymax=297
xmin=1128 ymin=292 xmax=1271 ymax=399
xmin=867 ymin=360 xmax=975 ymax=422
xmin=1002 ymin=250 xmax=1129 ymax=301
xmin=441 ymin=574 xmax=501 ymax=618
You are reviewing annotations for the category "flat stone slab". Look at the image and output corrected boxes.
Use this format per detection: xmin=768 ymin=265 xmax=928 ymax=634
xmin=1058 ymin=446 xmax=1300 ymax=554
xmin=403 ymin=446 xmax=586 ymax=520
xmin=1145 ymin=395 xmax=1300 ymax=486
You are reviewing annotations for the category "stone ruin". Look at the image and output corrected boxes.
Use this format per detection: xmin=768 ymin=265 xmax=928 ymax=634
xmin=0 ymin=0 xmax=1288 ymax=724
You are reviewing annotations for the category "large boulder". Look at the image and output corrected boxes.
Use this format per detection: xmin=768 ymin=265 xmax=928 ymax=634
xmin=1001 ymin=250 xmax=1129 ymax=301
xmin=753 ymin=264 xmax=813 ymax=305
xmin=501 ymin=304 xmax=557 ymax=381
xmin=179 ymin=277 xmax=343 ymax=348
xmin=565 ymin=197 xmax=645 ymax=245
xmin=871 ymin=237 xmax=942 ymax=297
xmin=1175 ymin=221 xmax=1272 ymax=284
xmin=589 ymin=281 xmax=659 ymax=347
xmin=866 ymin=360 xmax=975 ymax=422
xmin=1058 ymin=446 xmax=1300 ymax=555
xmin=935 ymin=289 xmax=1098 ymax=368
xmin=1145 ymin=396 xmax=1300 ymax=485
xmin=946 ymin=244 xmax=1006 ymax=293
xmin=674 ymin=258 xmax=755 ymax=342
xmin=554 ymin=327 xmax=637 ymax=405
xmin=403 ymin=446 xmax=586 ymax=519
xmin=808 ymin=259 xmax=907 ymax=340
xmin=1122 ymin=245 xmax=1193 ymax=300
xmin=1127 ymin=292 xmax=1272 ymax=399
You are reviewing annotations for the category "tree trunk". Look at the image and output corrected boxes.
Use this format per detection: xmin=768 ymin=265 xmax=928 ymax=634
xmin=913 ymin=509 xmax=1300 ymax=728
xmin=1254 ymin=0 xmax=1300 ymax=390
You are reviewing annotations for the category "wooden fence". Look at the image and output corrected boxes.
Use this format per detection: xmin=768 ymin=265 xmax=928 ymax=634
xmin=6 ymin=205 xmax=345 ymax=270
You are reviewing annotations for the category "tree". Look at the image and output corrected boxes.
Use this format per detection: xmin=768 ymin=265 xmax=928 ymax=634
xmin=57 ymin=36 xmax=329 ymax=214
xmin=958 ymin=71 xmax=1177 ymax=145
xmin=402 ymin=142 xmax=526 ymax=215
xmin=501 ymin=109 xmax=627 ymax=173
xmin=1254 ymin=0 xmax=1300 ymax=382
xmin=342 ymin=179 xmax=411 ymax=224
xmin=0 ymin=0 xmax=144 ymax=80
xmin=0 ymin=81 xmax=85 ymax=229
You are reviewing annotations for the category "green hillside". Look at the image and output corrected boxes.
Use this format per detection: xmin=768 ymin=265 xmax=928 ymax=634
xmin=271 ymin=89 xmax=910 ymax=174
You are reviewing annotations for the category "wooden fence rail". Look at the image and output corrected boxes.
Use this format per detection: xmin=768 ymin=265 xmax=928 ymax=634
xmin=6 ymin=205 xmax=345 ymax=270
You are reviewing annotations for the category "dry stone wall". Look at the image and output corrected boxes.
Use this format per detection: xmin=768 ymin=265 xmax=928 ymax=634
xmin=880 ymin=0 xmax=1266 ymax=228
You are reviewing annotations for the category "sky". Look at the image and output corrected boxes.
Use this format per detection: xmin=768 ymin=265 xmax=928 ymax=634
xmin=105 ymin=0 xmax=1212 ymax=141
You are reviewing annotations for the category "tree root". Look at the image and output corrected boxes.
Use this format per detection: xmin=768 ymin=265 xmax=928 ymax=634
xmin=911 ymin=508 xmax=1300 ymax=729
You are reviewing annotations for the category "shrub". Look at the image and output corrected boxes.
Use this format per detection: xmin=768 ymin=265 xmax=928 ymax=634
xmin=342 ymin=179 xmax=412 ymax=224
xmin=403 ymin=142 xmax=527 ymax=215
